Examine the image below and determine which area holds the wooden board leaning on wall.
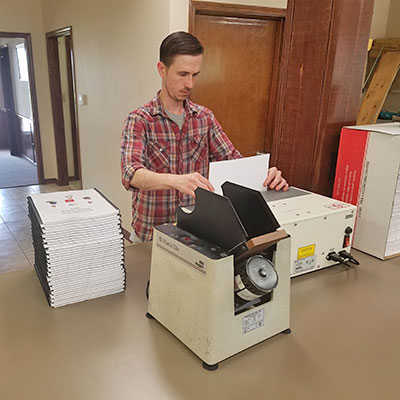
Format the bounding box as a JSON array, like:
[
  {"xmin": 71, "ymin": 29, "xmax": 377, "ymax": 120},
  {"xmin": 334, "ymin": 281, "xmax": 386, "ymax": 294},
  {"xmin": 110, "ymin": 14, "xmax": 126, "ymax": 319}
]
[{"xmin": 357, "ymin": 38, "xmax": 400, "ymax": 125}]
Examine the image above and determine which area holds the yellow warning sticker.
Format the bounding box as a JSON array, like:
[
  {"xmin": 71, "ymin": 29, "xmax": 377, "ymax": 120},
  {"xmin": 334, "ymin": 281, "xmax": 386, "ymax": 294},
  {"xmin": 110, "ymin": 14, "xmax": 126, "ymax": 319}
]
[{"xmin": 297, "ymin": 244, "xmax": 316, "ymax": 259}]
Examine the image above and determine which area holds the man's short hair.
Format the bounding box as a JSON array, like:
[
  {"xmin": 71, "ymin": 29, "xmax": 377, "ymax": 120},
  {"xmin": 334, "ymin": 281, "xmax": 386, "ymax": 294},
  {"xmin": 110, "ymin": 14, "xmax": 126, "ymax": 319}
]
[{"xmin": 160, "ymin": 31, "xmax": 204, "ymax": 67}]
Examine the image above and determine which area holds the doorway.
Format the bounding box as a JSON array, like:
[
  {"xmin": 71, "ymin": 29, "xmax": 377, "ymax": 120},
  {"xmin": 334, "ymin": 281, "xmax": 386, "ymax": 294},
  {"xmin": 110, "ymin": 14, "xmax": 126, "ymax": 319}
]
[
  {"xmin": 46, "ymin": 26, "xmax": 81, "ymax": 186},
  {"xmin": 189, "ymin": 1, "xmax": 286, "ymax": 157},
  {"xmin": 0, "ymin": 32, "xmax": 43, "ymax": 188}
]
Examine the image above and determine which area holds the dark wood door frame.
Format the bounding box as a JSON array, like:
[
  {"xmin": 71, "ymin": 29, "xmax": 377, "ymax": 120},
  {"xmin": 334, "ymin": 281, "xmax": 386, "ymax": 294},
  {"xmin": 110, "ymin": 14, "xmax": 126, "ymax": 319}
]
[
  {"xmin": 188, "ymin": 0, "xmax": 294, "ymax": 163},
  {"xmin": 46, "ymin": 26, "xmax": 81, "ymax": 186},
  {"xmin": 64, "ymin": 35, "xmax": 80, "ymax": 181},
  {"xmin": 0, "ymin": 31, "xmax": 45, "ymax": 183}
]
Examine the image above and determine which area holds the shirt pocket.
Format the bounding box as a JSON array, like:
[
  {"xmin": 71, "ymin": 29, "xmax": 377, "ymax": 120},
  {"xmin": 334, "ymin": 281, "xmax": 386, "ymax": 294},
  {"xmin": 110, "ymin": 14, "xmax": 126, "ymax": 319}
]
[
  {"xmin": 189, "ymin": 131, "xmax": 208, "ymax": 164},
  {"xmin": 146, "ymin": 139, "xmax": 170, "ymax": 172}
]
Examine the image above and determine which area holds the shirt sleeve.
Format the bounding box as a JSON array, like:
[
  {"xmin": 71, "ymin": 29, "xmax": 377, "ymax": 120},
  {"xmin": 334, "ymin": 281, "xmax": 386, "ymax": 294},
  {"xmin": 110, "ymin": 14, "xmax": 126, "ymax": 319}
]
[
  {"xmin": 207, "ymin": 112, "xmax": 243, "ymax": 161},
  {"xmin": 120, "ymin": 113, "xmax": 147, "ymax": 191}
]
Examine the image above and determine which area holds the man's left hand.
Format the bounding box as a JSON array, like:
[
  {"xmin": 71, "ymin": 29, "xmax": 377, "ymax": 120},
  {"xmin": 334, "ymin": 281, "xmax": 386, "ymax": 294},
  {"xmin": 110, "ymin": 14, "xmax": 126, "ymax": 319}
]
[{"xmin": 263, "ymin": 167, "xmax": 289, "ymax": 191}]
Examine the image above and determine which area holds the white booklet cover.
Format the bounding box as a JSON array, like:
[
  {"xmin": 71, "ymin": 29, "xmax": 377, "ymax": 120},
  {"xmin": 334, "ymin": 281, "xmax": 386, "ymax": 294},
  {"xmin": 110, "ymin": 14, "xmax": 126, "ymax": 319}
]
[
  {"xmin": 209, "ymin": 154, "xmax": 270, "ymax": 195},
  {"xmin": 30, "ymin": 189, "xmax": 118, "ymax": 224}
]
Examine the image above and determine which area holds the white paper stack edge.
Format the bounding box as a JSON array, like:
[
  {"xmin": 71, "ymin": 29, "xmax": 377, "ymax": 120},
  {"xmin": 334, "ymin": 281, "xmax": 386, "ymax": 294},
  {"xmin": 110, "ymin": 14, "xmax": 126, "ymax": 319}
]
[
  {"xmin": 386, "ymin": 170, "xmax": 400, "ymax": 257},
  {"xmin": 28, "ymin": 188, "xmax": 126, "ymax": 307}
]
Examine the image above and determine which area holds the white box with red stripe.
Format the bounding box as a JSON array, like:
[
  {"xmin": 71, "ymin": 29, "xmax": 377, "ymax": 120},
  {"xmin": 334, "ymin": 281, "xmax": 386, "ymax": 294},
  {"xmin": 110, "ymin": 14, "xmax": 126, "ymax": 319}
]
[{"xmin": 333, "ymin": 122, "xmax": 400, "ymax": 259}]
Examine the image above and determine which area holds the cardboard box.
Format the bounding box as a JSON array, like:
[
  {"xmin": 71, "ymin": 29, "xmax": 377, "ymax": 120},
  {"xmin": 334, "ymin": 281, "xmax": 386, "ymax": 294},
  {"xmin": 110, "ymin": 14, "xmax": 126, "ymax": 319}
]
[{"xmin": 333, "ymin": 122, "xmax": 400, "ymax": 259}]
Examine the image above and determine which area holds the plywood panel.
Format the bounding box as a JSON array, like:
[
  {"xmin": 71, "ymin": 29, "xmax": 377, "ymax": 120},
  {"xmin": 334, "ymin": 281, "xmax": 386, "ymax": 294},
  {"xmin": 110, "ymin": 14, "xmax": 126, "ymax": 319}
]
[{"xmin": 357, "ymin": 51, "xmax": 400, "ymax": 125}]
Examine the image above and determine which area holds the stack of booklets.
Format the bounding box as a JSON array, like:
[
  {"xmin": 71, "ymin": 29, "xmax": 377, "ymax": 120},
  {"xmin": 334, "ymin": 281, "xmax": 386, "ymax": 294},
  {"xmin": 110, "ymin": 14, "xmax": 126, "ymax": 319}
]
[{"xmin": 28, "ymin": 188, "xmax": 126, "ymax": 308}]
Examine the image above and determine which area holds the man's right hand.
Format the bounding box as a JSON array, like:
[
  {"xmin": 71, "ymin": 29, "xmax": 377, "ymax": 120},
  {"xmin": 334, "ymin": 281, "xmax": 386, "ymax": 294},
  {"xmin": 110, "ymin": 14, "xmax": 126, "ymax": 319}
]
[
  {"xmin": 171, "ymin": 172, "xmax": 214, "ymax": 198},
  {"xmin": 131, "ymin": 169, "xmax": 214, "ymax": 197}
]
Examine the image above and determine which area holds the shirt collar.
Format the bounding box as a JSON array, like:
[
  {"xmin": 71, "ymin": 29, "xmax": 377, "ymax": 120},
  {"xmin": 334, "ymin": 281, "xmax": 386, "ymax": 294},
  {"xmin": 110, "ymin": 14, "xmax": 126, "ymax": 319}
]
[{"xmin": 149, "ymin": 91, "xmax": 198, "ymax": 117}]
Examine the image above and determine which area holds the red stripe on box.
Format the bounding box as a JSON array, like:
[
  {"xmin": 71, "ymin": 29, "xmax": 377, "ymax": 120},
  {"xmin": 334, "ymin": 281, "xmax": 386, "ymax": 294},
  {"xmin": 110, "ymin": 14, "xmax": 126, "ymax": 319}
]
[{"xmin": 333, "ymin": 128, "xmax": 369, "ymax": 205}]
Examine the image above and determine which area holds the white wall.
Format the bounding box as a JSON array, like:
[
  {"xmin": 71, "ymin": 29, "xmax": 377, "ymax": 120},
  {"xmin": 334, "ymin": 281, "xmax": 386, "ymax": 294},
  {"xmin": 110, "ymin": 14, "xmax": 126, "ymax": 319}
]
[
  {"xmin": 170, "ymin": 0, "xmax": 190, "ymax": 32},
  {"xmin": 369, "ymin": 0, "xmax": 400, "ymax": 39},
  {"xmin": 369, "ymin": 0, "xmax": 391, "ymax": 38},
  {"xmin": 386, "ymin": 0, "xmax": 400, "ymax": 38},
  {"xmin": 40, "ymin": 0, "xmax": 171, "ymax": 230},
  {"xmin": 0, "ymin": 0, "xmax": 57, "ymax": 179}
]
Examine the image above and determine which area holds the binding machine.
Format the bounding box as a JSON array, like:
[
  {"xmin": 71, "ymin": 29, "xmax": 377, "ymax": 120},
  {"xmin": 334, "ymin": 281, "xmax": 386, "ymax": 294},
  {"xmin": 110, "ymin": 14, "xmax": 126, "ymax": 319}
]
[{"xmin": 146, "ymin": 182, "xmax": 291, "ymax": 370}]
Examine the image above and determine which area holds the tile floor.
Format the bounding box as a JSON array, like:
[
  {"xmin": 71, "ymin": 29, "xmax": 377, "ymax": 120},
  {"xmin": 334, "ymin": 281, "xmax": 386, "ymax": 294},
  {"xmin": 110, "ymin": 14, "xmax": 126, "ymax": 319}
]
[{"xmin": 0, "ymin": 181, "xmax": 81, "ymax": 274}]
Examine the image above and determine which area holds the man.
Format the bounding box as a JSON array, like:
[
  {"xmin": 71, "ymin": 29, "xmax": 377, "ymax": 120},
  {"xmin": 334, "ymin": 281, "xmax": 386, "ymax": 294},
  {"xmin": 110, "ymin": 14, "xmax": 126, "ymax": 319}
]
[{"xmin": 121, "ymin": 31, "xmax": 288, "ymax": 243}]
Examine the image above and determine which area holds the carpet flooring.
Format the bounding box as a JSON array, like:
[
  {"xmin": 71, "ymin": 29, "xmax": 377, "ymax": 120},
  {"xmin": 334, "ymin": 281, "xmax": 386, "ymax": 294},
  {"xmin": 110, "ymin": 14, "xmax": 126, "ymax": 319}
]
[{"xmin": 0, "ymin": 149, "xmax": 39, "ymax": 188}]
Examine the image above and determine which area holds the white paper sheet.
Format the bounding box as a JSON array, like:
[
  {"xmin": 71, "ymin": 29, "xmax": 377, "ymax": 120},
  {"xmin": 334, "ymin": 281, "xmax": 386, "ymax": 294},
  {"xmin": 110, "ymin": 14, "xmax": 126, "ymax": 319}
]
[{"xmin": 209, "ymin": 154, "xmax": 270, "ymax": 195}]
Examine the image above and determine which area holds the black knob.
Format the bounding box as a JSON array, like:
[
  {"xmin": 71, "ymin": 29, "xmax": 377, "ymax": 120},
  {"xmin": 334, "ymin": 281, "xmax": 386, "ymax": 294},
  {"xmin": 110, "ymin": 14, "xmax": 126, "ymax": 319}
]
[{"xmin": 345, "ymin": 226, "xmax": 353, "ymax": 234}]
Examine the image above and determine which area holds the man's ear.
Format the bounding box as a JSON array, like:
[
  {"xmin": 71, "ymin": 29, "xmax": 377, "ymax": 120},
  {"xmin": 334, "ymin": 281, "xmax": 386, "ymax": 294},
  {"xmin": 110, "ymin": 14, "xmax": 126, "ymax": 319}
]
[{"xmin": 157, "ymin": 62, "xmax": 167, "ymax": 78}]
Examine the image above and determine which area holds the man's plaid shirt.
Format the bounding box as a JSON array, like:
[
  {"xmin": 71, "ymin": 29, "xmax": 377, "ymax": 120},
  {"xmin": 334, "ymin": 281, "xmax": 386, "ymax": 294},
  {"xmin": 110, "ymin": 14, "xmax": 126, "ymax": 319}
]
[{"xmin": 120, "ymin": 92, "xmax": 242, "ymax": 241}]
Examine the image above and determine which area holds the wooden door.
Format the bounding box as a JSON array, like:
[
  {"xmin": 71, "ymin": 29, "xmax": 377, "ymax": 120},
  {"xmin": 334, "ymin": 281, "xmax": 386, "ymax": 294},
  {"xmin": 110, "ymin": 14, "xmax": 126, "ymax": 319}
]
[
  {"xmin": 190, "ymin": 3, "xmax": 284, "ymax": 157},
  {"xmin": 17, "ymin": 115, "xmax": 35, "ymax": 162},
  {"xmin": 0, "ymin": 46, "xmax": 20, "ymax": 156}
]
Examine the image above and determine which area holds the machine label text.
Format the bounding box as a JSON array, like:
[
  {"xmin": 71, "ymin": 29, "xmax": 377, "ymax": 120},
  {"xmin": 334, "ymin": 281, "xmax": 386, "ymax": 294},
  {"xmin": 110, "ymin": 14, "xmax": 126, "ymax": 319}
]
[
  {"xmin": 297, "ymin": 244, "xmax": 315, "ymax": 259},
  {"xmin": 243, "ymin": 309, "xmax": 264, "ymax": 334}
]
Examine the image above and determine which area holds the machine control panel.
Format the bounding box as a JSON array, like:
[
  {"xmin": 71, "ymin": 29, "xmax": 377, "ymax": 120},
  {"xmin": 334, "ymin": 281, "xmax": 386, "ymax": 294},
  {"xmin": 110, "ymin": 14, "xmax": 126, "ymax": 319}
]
[{"xmin": 156, "ymin": 224, "xmax": 228, "ymax": 259}]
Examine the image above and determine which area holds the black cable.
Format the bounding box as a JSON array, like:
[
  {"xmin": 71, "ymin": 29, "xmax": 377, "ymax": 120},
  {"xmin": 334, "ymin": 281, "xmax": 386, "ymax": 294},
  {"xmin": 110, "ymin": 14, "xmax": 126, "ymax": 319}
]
[
  {"xmin": 339, "ymin": 250, "xmax": 360, "ymax": 265},
  {"xmin": 326, "ymin": 252, "xmax": 345, "ymax": 264}
]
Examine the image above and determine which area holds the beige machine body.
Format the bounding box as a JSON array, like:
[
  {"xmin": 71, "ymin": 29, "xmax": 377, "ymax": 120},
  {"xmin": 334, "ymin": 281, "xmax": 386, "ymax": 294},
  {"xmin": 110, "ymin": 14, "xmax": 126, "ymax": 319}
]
[{"xmin": 147, "ymin": 225, "xmax": 291, "ymax": 367}]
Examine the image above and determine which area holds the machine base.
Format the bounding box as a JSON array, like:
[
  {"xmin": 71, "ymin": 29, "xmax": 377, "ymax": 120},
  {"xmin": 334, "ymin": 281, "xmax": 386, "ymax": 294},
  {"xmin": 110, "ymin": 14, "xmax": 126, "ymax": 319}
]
[{"xmin": 202, "ymin": 362, "xmax": 219, "ymax": 371}]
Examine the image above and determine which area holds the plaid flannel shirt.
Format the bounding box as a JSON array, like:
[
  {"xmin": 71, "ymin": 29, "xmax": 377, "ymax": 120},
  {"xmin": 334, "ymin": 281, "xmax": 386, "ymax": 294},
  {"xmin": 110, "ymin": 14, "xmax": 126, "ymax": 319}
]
[{"xmin": 121, "ymin": 92, "xmax": 242, "ymax": 241}]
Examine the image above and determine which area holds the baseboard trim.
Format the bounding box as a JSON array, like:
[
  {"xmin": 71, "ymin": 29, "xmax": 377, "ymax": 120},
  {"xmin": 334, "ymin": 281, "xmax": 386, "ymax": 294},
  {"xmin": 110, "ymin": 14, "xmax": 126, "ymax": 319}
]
[
  {"xmin": 43, "ymin": 178, "xmax": 59, "ymax": 184},
  {"xmin": 22, "ymin": 154, "xmax": 37, "ymax": 166}
]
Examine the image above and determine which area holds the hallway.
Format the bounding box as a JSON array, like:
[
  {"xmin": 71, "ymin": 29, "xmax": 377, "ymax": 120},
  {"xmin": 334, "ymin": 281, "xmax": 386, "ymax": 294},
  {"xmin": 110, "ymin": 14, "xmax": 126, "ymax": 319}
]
[
  {"xmin": 0, "ymin": 149, "xmax": 38, "ymax": 188},
  {"xmin": 0, "ymin": 181, "xmax": 80, "ymax": 273}
]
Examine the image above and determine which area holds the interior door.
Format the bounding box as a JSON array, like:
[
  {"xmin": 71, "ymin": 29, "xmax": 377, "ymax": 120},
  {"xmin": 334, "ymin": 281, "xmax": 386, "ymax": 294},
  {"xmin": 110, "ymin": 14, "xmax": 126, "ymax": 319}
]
[
  {"xmin": 0, "ymin": 65, "xmax": 10, "ymax": 149},
  {"xmin": 0, "ymin": 46, "xmax": 20, "ymax": 156},
  {"xmin": 18, "ymin": 115, "xmax": 36, "ymax": 162},
  {"xmin": 190, "ymin": 10, "xmax": 283, "ymax": 157}
]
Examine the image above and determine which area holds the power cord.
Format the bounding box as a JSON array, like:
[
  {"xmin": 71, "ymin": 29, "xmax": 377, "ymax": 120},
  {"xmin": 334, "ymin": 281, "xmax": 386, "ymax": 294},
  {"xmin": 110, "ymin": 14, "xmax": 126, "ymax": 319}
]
[
  {"xmin": 326, "ymin": 251, "xmax": 360, "ymax": 268},
  {"xmin": 338, "ymin": 250, "xmax": 360, "ymax": 265}
]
